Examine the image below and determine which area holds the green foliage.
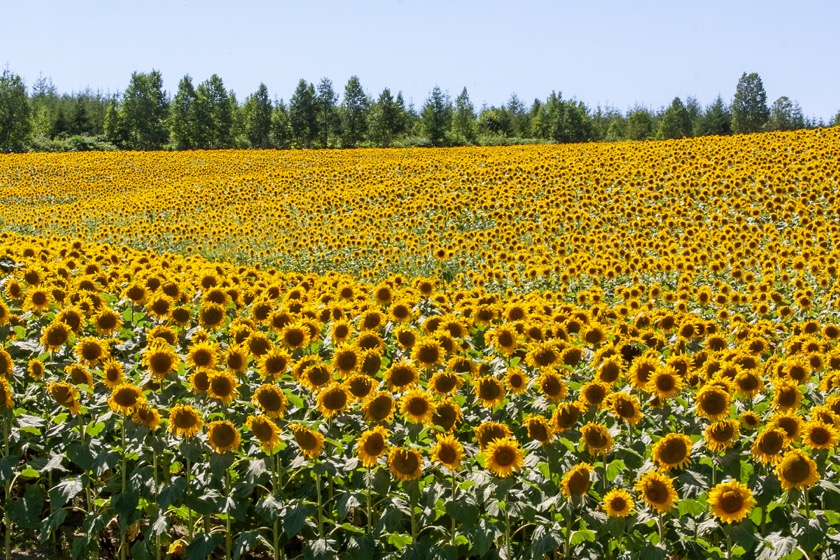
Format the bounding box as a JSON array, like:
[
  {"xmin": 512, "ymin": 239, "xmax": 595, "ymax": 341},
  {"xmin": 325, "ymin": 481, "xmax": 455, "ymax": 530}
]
[
  {"xmin": 420, "ymin": 86, "xmax": 452, "ymax": 146},
  {"xmin": 532, "ymin": 91, "xmax": 593, "ymax": 143},
  {"xmin": 767, "ymin": 96, "xmax": 804, "ymax": 131},
  {"xmin": 169, "ymin": 75, "xmax": 198, "ymax": 150},
  {"xmin": 451, "ymin": 87, "xmax": 477, "ymax": 145},
  {"xmin": 625, "ymin": 106, "xmax": 656, "ymax": 140},
  {"xmin": 658, "ymin": 97, "xmax": 693, "ymax": 139},
  {"xmin": 120, "ymin": 70, "xmax": 169, "ymax": 150},
  {"xmin": 243, "ymin": 83, "xmax": 273, "ymax": 149},
  {"xmin": 732, "ymin": 72, "xmax": 769, "ymax": 134},
  {"xmin": 696, "ymin": 95, "xmax": 732, "ymax": 136},
  {"xmin": 194, "ymin": 74, "xmax": 233, "ymax": 149},
  {"xmin": 367, "ymin": 88, "xmax": 406, "ymax": 148},
  {"xmin": 340, "ymin": 76, "xmax": 369, "ymax": 148},
  {"xmin": 290, "ymin": 79, "xmax": 318, "ymax": 149},
  {"xmin": 0, "ymin": 69, "xmax": 32, "ymax": 152},
  {"xmin": 316, "ymin": 78, "xmax": 340, "ymax": 148}
]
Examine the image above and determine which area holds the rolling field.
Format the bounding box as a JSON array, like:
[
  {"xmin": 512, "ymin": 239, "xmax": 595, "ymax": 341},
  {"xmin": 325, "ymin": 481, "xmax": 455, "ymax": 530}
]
[{"xmin": 0, "ymin": 128, "xmax": 839, "ymax": 559}]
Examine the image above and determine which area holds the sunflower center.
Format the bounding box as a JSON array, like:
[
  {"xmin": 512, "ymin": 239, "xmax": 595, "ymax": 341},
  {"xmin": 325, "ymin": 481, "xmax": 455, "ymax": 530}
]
[
  {"xmin": 710, "ymin": 423, "xmax": 734, "ymax": 442},
  {"xmin": 201, "ymin": 306, "xmax": 224, "ymax": 326},
  {"xmin": 584, "ymin": 384, "xmax": 606, "ymax": 404},
  {"xmin": 336, "ymin": 351, "xmax": 358, "ymax": 371},
  {"xmin": 258, "ymin": 389, "xmax": 284, "ymax": 412},
  {"xmin": 809, "ymin": 427, "xmax": 829, "ymax": 445},
  {"xmin": 700, "ymin": 391, "xmax": 727, "ymax": 416},
  {"xmin": 567, "ymin": 469, "xmax": 590, "ymax": 495},
  {"xmin": 306, "ymin": 366, "xmax": 330, "ymax": 387},
  {"xmin": 251, "ymin": 420, "xmax": 274, "ymax": 442},
  {"xmin": 323, "ymin": 389, "xmax": 348, "ymax": 411},
  {"xmin": 585, "ymin": 429, "xmax": 609, "ymax": 449},
  {"xmin": 555, "ymin": 406, "xmax": 580, "ymax": 429},
  {"xmin": 149, "ymin": 353, "xmax": 173, "ymax": 374},
  {"xmin": 479, "ymin": 427, "xmax": 507, "ymax": 449},
  {"xmin": 434, "ymin": 373, "xmax": 458, "ymax": 393},
  {"xmin": 367, "ymin": 396, "xmax": 393, "ymax": 421},
  {"xmin": 416, "ymin": 345, "xmax": 440, "ymax": 365},
  {"xmin": 211, "ymin": 377, "xmax": 234, "ymax": 397},
  {"xmin": 437, "ymin": 444, "xmax": 457, "ymax": 464},
  {"xmin": 174, "ymin": 410, "xmax": 198, "ymax": 429},
  {"xmin": 493, "ymin": 447, "xmax": 515, "ymax": 467},
  {"xmin": 719, "ymin": 490, "xmax": 745, "ymax": 513},
  {"xmin": 600, "ymin": 362, "xmax": 620, "ymax": 383},
  {"xmin": 406, "ymin": 397, "xmax": 429, "ymax": 416},
  {"xmin": 542, "ymin": 376, "xmax": 563, "ymax": 397},
  {"xmin": 47, "ymin": 328, "xmax": 69, "ymax": 346},
  {"xmin": 394, "ymin": 451, "xmax": 419, "ymax": 474},
  {"xmin": 497, "ymin": 331, "xmax": 514, "ymax": 348},
  {"xmin": 295, "ymin": 429, "xmax": 318, "ymax": 450},
  {"xmin": 656, "ymin": 375, "xmax": 676, "ymax": 392},
  {"xmin": 212, "ymin": 425, "xmax": 236, "ymax": 447},
  {"xmin": 645, "ymin": 480, "xmax": 668, "ymax": 504},
  {"xmin": 614, "ymin": 399, "xmax": 636, "ymax": 419},
  {"xmin": 529, "ymin": 423, "xmax": 549, "ymax": 442},
  {"xmin": 285, "ymin": 329, "xmax": 305, "ymax": 347},
  {"xmin": 534, "ymin": 349, "xmax": 556, "ymax": 367},
  {"xmin": 758, "ymin": 431, "xmax": 785, "ymax": 455},
  {"xmin": 363, "ymin": 434, "xmax": 385, "ymax": 456},
  {"xmin": 610, "ymin": 497, "xmax": 628, "ymax": 512},
  {"xmin": 192, "ymin": 350, "xmax": 213, "ymax": 367},
  {"xmin": 777, "ymin": 388, "xmax": 797, "ymax": 407},
  {"xmin": 390, "ymin": 366, "xmax": 416, "ymax": 387},
  {"xmin": 114, "ymin": 388, "xmax": 139, "ymax": 407},
  {"xmin": 479, "ymin": 379, "xmax": 502, "ymax": 401},
  {"xmin": 433, "ymin": 406, "xmax": 457, "ymax": 430}
]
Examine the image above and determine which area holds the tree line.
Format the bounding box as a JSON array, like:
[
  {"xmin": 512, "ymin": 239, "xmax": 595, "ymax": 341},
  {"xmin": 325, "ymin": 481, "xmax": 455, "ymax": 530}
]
[{"xmin": 1, "ymin": 69, "xmax": 838, "ymax": 153}]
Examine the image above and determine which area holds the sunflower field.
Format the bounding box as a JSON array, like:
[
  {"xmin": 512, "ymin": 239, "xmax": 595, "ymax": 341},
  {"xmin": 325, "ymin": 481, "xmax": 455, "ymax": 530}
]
[{"xmin": 0, "ymin": 128, "xmax": 839, "ymax": 559}]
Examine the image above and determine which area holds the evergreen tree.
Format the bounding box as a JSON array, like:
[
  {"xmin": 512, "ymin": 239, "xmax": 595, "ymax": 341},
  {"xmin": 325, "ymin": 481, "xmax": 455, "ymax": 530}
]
[
  {"xmin": 451, "ymin": 87, "xmax": 477, "ymax": 144},
  {"xmin": 506, "ymin": 94, "xmax": 529, "ymax": 137},
  {"xmin": 103, "ymin": 98, "xmax": 128, "ymax": 147},
  {"xmin": 420, "ymin": 86, "xmax": 452, "ymax": 146},
  {"xmin": 195, "ymin": 74, "xmax": 233, "ymax": 149},
  {"xmin": 170, "ymin": 75, "xmax": 197, "ymax": 149},
  {"xmin": 289, "ymin": 79, "xmax": 318, "ymax": 148},
  {"xmin": 0, "ymin": 69, "xmax": 32, "ymax": 152},
  {"xmin": 70, "ymin": 95, "xmax": 91, "ymax": 135},
  {"xmin": 731, "ymin": 72, "xmax": 769, "ymax": 134},
  {"xmin": 316, "ymin": 78, "xmax": 339, "ymax": 148},
  {"xmin": 270, "ymin": 99, "xmax": 292, "ymax": 149},
  {"xmin": 625, "ymin": 107, "xmax": 655, "ymax": 140},
  {"xmin": 368, "ymin": 87, "xmax": 403, "ymax": 147},
  {"xmin": 243, "ymin": 83, "xmax": 273, "ymax": 148},
  {"xmin": 532, "ymin": 92, "xmax": 592, "ymax": 143},
  {"xmin": 657, "ymin": 97, "xmax": 693, "ymax": 139},
  {"xmin": 831, "ymin": 110, "xmax": 840, "ymax": 127},
  {"xmin": 340, "ymin": 76, "xmax": 369, "ymax": 147},
  {"xmin": 696, "ymin": 95, "xmax": 732, "ymax": 136}
]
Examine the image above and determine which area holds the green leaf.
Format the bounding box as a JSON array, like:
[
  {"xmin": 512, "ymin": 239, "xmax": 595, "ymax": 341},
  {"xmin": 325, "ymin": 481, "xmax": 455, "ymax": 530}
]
[
  {"xmin": 606, "ymin": 459, "xmax": 626, "ymax": 482},
  {"xmin": 336, "ymin": 491, "xmax": 361, "ymax": 521},
  {"xmin": 67, "ymin": 443, "xmax": 94, "ymax": 471},
  {"xmin": 93, "ymin": 450, "xmax": 121, "ymax": 477},
  {"xmin": 0, "ymin": 454, "xmax": 19, "ymax": 482},
  {"xmin": 256, "ymin": 494, "xmax": 284, "ymax": 523},
  {"xmin": 158, "ymin": 476, "xmax": 187, "ymax": 509},
  {"xmin": 678, "ymin": 498, "xmax": 706, "ymax": 517},
  {"xmin": 756, "ymin": 533, "xmax": 798, "ymax": 560},
  {"xmin": 8, "ymin": 482, "xmax": 46, "ymax": 530},
  {"xmin": 50, "ymin": 476, "xmax": 83, "ymax": 509},
  {"xmin": 571, "ymin": 528, "xmax": 597, "ymax": 546},
  {"xmin": 284, "ymin": 502, "xmax": 315, "ymax": 538},
  {"xmin": 185, "ymin": 533, "xmax": 222, "ymax": 560},
  {"xmin": 40, "ymin": 453, "xmax": 66, "ymax": 474},
  {"xmin": 19, "ymin": 465, "xmax": 40, "ymax": 479},
  {"xmin": 130, "ymin": 539, "xmax": 151, "ymax": 560},
  {"xmin": 111, "ymin": 491, "xmax": 139, "ymax": 533},
  {"xmin": 232, "ymin": 530, "xmax": 261, "ymax": 560},
  {"xmin": 39, "ymin": 509, "xmax": 67, "ymax": 543},
  {"xmin": 72, "ymin": 536, "xmax": 94, "ymax": 560},
  {"xmin": 244, "ymin": 458, "xmax": 267, "ymax": 485},
  {"xmin": 387, "ymin": 533, "xmax": 413, "ymax": 549}
]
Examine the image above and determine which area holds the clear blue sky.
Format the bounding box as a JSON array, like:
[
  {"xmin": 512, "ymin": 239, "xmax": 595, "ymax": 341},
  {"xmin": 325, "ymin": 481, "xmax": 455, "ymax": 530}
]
[{"xmin": 3, "ymin": 1, "xmax": 839, "ymax": 120}]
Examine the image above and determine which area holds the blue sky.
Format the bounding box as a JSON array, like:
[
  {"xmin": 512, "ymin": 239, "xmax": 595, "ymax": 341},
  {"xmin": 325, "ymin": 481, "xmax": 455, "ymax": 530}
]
[{"xmin": 3, "ymin": 1, "xmax": 839, "ymax": 120}]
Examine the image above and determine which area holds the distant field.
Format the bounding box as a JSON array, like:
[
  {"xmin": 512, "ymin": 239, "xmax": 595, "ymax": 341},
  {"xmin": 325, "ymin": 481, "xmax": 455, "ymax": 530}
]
[{"xmin": 0, "ymin": 129, "xmax": 839, "ymax": 559}]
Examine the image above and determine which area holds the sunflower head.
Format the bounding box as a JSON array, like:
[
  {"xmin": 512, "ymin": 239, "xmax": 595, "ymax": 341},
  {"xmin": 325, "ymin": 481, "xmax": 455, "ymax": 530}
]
[
  {"xmin": 400, "ymin": 388, "xmax": 434, "ymax": 425},
  {"xmin": 485, "ymin": 436, "xmax": 524, "ymax": 478},
  {"xmin": 252, "ymin": 384, "xmax": 287, "ymax": 419},
  {"xmin": 132, "ymin": 405, "xmax": 161, "ymax": 431},
  {"xmin": 751, "ymin": 428, "xmax": 788, "ymax": 464},
  {"xmin": 290, "ymin": 423, "xmax": 324, "ymax": 459},
  {"xmin": 431, "ymin": 433, "xmax": 464, "ymax": 471},
  {"xmin": 552, "ymin": 401, "xmax": 582, "ymax": 432},
  {"xmin": 385, "ymin": 359, "xmax": 420, "ymax": 391},
  {"xmin": 652, "ymin": 433, "xmax": 693, "ymax": 471},
  {"xmin": 801, "ymin": 419, "xmax": 839, "ymax": 450},
  {"xmin": 708, "ymin": 479, "xmax": 755, "ymax": 524},
  {"xmin": 776, "ymin": 449, "xmax": 820, "ymax": 491},
  {"xmin": 581, "ymin": 422, "xmax": 613, "ymax": 455},
  {"xmin": 207, "ymin": 420, "xmax": 240, "ymax": 454},
  {"xmin": 432, "ymin": 400, "xmax": 462, "ymax": 432},
  {"xmin": 388, "ymin": 447, "xmax": 423, "ymax": 481},
  {"xmin": 561, "ymin": 463, "xmax": 594, "ymax": 498},
  {"xmin": 363, "ymin": 392, "xmax": 396, "ymax": 423},
  {"xmin": 476, "ymin": 421, "xmax": 512, "ymax": 451},
  {"xmin": 317, "ymin": 382, "xmax": 351, "ymax": 418},
  {"xmin": 357, "ymin": 426, "xmax": 389, "ymax": 467},
  {"xmin": 602, "ymin": 488, "xmax": 635, "ymax": 517},
  {"xmin": 0, "ymin": 378, "xmax": 13, "ymax": 408},
  {"xmin": 108, "ymin": 383, "xmax": 145, "ymax": 415},
  {"xmin": 207, "ymin": 371, "xmax": 239, "ymax": 404},
  {"xmin": 704, "ymin": 419, "xmax": 740, "ymax": 453},
  {"xmin": 695, "ymin": 385, "xmax": 731, "ymax": 420},
  {"xmin": 635, "ymin": 469, "xmax": 678, "ymax": 513},
  {"xmin": 246, "ymin": 415, "xmax": 281, "ymax": 451},
  {"xmin": 524, "ymin": 415, "xmax": 554, "ymax": 445},
  {"xmin": 168, "ymin": 404, "xmax": 203, "ymax": 438},
  {"xmin": 475, "ymin": 376, "xmax": 506, "ymax": 408}
]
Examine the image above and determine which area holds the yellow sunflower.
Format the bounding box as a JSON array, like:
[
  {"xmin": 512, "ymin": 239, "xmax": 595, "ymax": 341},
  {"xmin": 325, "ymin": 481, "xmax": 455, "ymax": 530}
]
[
  {"xmin": 504, "ymin": 367, "xmax": 529, "ymax": 395},
  {"xmin": 388, "ymin": 447, "xmax": 423, "ymax": 481},
  {"xmin": 647, "ymin": 366, "xmax": 683, "ymax": 401},
  {"xmin": 431, "ymin": 433, "xmax": 464, "ymax": 471},
  {"xmin": 652, "ymin": 433, "xmax": 693, "ymax": 471},
  {"xmin": 524, "ymin": 415, "xmax": 554, "ymax": 445},
  {"xmin": 48, "ymin": 381, "xmax": 81, "ymax": 414},
  {"xmin": 252, "ymin": 384, "xmax": 287, "ymax": 419},
  {"xmin": 776, "ymin": 449, "xmax": 820, "ymax": 491},
  {"xmin": 290, "ymin": 423, "xmax": 324, "ymax": 459},
  {"xmin": 143, "ymin": 342, "xmax": 180, "ymax": 379},
  {"xmin": 552, "ymin": 401, "xmax": 582, "ymax": 433},
  {"xmin": 0, "ymin": 378, "xmax": 13, "ymax": 409},
  {"xmin": 27, "ymin": 358, "xmax": 45, "ymax": 381},
  {"xmin": 357, "ymin": 426, "xmax": 390, "ymax": 467},
  {"xmin": 73, "ymin": 336, "xmax": 109, "ymax": 366},
  {"xmin": 476, "ymin": 421, "xmax": 512, "ymax": 451},
  {"xmin": 635, "ymin": 470, "xmax": 678, "ymax": 513},
  {"xmin": 537, "ymin": 370, "xmax": 567, "ymax": 402},
  {"xmin": 432, "ymin": 400, "xmax": 462, "ymax": 432},
  {"xmin": 485, "ymin": 436, "xmax": 524, "ymax": 478},
  {"xmin": 474, "ymin": 376, "xmax": 506, "ymax": 408},
  {"xmin": 207, "ymin": 370, "xmax": 239, "ymax": 404},
  {"xmin": 40, "ymin": 321, "xmax": 71, "ymax": 351},
  {"xmin": 133, "ymin": 405, "xmax": 161, "ymax": 431},
  {"xmin": 607, "ymin": 392, "xmax": 643, "ymax": 425},
  {"xmin": 704, "ymin": 420, "xmax": 740, "ymax": 453},
  {"xmin": 580, "ymin": 422, "xmax": 613, "ymax": 454},
  {"xmin": 317, "ymin": 382, "xmax": 351, "ymax": 418},
  {"xmin": 602, "ymin": 488, "xmax": 635, "ymax": 517},
  {"xmin": 751, "ymin": 428, "xmax": 788, "ymax": 464},
  {"xmin": 561, "ymin": 463, "xmax": 594, "ymax": 498},
  {"xmin": 384, "ymin": 359, "xmax": 420, "ymax": 391},
  {"xmin": 708, "ymin": 480, "xmax": 755, "ymax": 524},
  {"xmin": 187, "ymin": 340, "xmax": 219, "ymax": 370},
  {"xmin": 362, "ymin": 392, "xmax": 396, "ymax": 423},
  {"xmin": 801, "ymin": 420, "xmax": 839, "ymax": 451},
  {"xmin": 400, "ymin": 388, "xmax": 434, "ymax": 425},
  {"xmin": 694, "ymin": 385, "xmax": 731, "ymax": 420},
  {"xmin": 411, "ymin": 337, "xmax": 444, "ymax": 370},
  {"xmin": 207, "ymin": 420, "xmax": 241, "ymax": 454},
  {"xmin": 258, "ymin": 348, "xmax": 292, "ymax": 381},
  {"xmin": 168, "ymin": 404, "xmax": 203, "ymax": 438},
  {"xmin": 429, "ymin": 371, "xmax": 462, "ymax": 396},
  {"xmin": 246, "ymin": 415, "xmax": 281, "ymax": 451},
  {"xmin": 108, "ymin": 383, "xmax": 145, "ymax": 415}
]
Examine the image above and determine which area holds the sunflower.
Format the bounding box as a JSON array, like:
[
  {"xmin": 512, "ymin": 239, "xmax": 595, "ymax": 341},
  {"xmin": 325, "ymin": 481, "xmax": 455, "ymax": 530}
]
[
  {"xmin": 552, "ymin": 401, "xmax": 582, "ymax": 432},
  {"xmin": 694, "ymin": 385, "xmax": 731, "ymax": 420},
  {"xmin": 429, "ymin": 371, "xmax": 462, "ymax": 395},
  {"xmin": 647, "ymin": 366, "xmax": 683, "ymax": 401},
  {"xmin": 628, "ymin": 354, "xmax": 659, "ymax": 391},
  {"xmin": 317, "ymin": 382, "xmax": 351, "ymax": 418},
  {"xmin": 333, "ymin": 345, "xmax": 360, "ymax": 376},
  {"xmin": 751, "ymin": 428, "xmax": 788, "ymax": 464},
  {"xmin": 776, "ymin": 449, "xmax": 820, "ymax": 491},
  {"xmin": 581, "ymin": 422, "xmax": 613, "ymax": 454},
  {"xmin": 280, "ymin": 322, "xmax": 310, "ymax": 351},
  {"xmin": 739, "ymin": 410, "xmax": 761, "ymax": 431},
  {"xmin": 537, "ymin": 370, "xmax": 567, "ymax": 402},
  {"xmin": 189, "ymin": 368, "xmax": 211, "ymax": 395},
  {"xmin": 27, "ymin": 358, "xmax": 45, "ymax": 381},
  {"xmin": 207, "ymin": 421, "xmax": 240, "ymax": 454},
  {"xmin": 524, "ymin": 415, "xmax": 554, "ymax": 444},
  {"xmin": 652, "ymin": 433, "xmax": 693, "ymax": 471},
  {"xmin": 108, "ymin": 383, "xmax": 145, "ymax": 415},
  {"xmin": 0, "ymin": 350, "xmax": 12, "ymax": 378},
  {"xmin": 257, "ymin": 348, "xmax": 291, "ymax": 381},
  {"xmin": 602, "ymin": 488, "xmax": 635, "ymax": 517},
  {"xmin": 769, "ymin": 412, "xmax": 803, "ymax": 441},
  {"xmin": 48, "ymin": 381, "xmax": 81, "ymax": 414},
  {"xmin": 635, "ymin": 470, "xmax": 678, "ymax": 513},
  {"xmin": 23, "ymin": 288, "xmax": 52, "ymax": 313},
  {"xmin": 801, "ymin": 419, "xmax": 839, "ymax": 450},
  {"xmin": 148, "ymin": 325, "xmax": 178, "ymax": 346},
  {"xmin": 486, "ymin": 325, "xmax": 519, "ymax": 356},
  {"xmin": 432, "ymin": 400, "xmax": 462, "ymax": 432},
  {"xmin": 198, "ymin": 302, "xmax": 226, "ymax": 330},
  {"xmin": 476, "ymin": 421, "xmax": 512, "ymax": 451},
  {"xmin": 298, "ymin": 361, "xmax": 332, "ymax": 392},
  {"xmin": 207, "ymin": 371, "xmax": 239, "ymax": 404},
  {"xmin": 40, "ymin": 321, "xmax": 71, "ymax": 351},
  {"xmin": 290, "ymin": 423, "xmax": 325, "ymax": 459},
  {"xmin": 525, "ymin": 341, "xmax": 559, "ymax": 370},
  {"xmin": 362, "ymin": 392, "xmax": 396, "ymax": 423},
  {"xmin": 771, "ymin": 380, "xmax": 802, "ymax": 412},
  {"xmin": 132, "ymin": 405, "xmax": 161, "ymax": 431},
  {"xmin": 607, "ymin": 392, "xmax": 643, "ymax": 425},
  {"xmin": 561, "ymin": 463, "xmax": 594, "ymax": 498},
  {"xmin": 0, "ymin": 378, "xmax": 12, "ymax": 408},
  {"xmin": 146, "ymin": 292, "xmax": 173, "ymax": 320},
  {"xmin": 168, "ymin": 404, "xmax": 203, "ymax": 438},
  {"xmin": 252, "ymin": 384, "xmax": 287, "ymax": 419},
  {"xmin": 73, "ymin": 336, "xmax": 109, "ymax": 367},
  {"xmin": 347, "ymin": 374, "xmax": 375, "ymax": 400},
  {"xmin": 385, "ymin": 359, "xmax": 420, "ymax": 391},
  {"xmin": 224, "ymin": 345, "xmax": 249, "ymax": 373},
  {"xmin": 411, "ymin": 337, "xmax": 444, "ymax": 370},
  {"xmin": 505, "ymin": 367, "xmax": 529, "ymax": 395},
  {"xmin": 389, "ymin": 447, "xmax": 423, "ymax": 481},
  {"xmin": 187, "ymin": 340, "xmax": 218, "ymax": 370},
  {"xmin": 143, "ymin": 342, "xmax": 180, "ymax": 378},
  {"xmin": 394, "ymin": 326, "xmax": 417, "ymax": 350},
  {"xmin": 580, "ymin": 381, "xmax": 610, "ymax": 408},
  {"xmin": 474, "ymin": 376, "xmax": 506, "ymax": 408},
  {"xmin": 246, "ymin": 415, "xmax": 281, "ymax": 451},
  {"xmin": 400, "ymin": 388, "xmax": 434, "ymax": 425},
  {"xmin": 704, "ymin": 420, "xmax": 740, "ymax": 453},
  {"xmin": 708, "ymin": 480, "xmax": 755, "ymax": 524},
  {"xmin": 357, "ymin": 426, "xmax": 389, "ymax": 467},
  {"xmin": 93, "ymin": 308, "xmax": 122, "ymax": 336},
  {"xmin": 733, "ymin": 368, "xmax": 763, "ymax": 399},
  {"xmin": 597, "ymin": 356, "xmax": 623, "ymax": 385},
  {"xmin": 431, "ymin": 433, "xmax": 464, "ymax": 470},
  {"xmin": 65, "ymin": 364, "xmax": 93, "ymax": 387},
  {"xmin": 485, "ymin": 436, "xmax": 524, "ymax": 478}
]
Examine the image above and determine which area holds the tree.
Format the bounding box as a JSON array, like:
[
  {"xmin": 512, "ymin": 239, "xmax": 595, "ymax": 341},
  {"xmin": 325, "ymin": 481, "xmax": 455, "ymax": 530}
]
[
  {"xmin": 194, "ymin": 74, "xmax": 233, "ymax": 149},
  {"xmin": 340, "ymin": 76, "xmax": 369, "ymax": 147},
  {"xmin": 170, "ymin": 75, "xmax": 197, "ymax": 149},
  {"xmin": 420, "ymin": 86, "xmax": 452, "ymax": 146},
  {"xmin": 532, "ymin": 91, "xmax": 593, "ymax": 143},
  {"xmin": 625, "ymin": 107, "xmax": 655, "ymax": 141},
  {"xmin": 507, "ymin": 94, "xmax": 530, "ymax": 137},
  {"xmin": 451, "ymin": 87, "xmax": 477, "ymax": 144},
  {"xmin": 0, "ymin": 69, "xmax": 32, "ymax": 152},
  {"xmin": 289, "ymin": 79, "xmax": 318, "ymax": 148},
  {"xmin": 657, "ymin": 97, "xmax": 693, "ymax": 139},
  {"xmin": 270, "ymin": 99, "xmax": 292, "ymax": 149},
  {"xmin": 69, "ymin": 95, "xmax": 92, "ymax": 135},
  {"xmin": 103, "ymin": 97, "xmax": 128, "ymax": 146},
  {"xmin": 120, "ymin": 70, "xmax": 169, "ymax": 150},
  {"xmin": 368, "ymin": 87, "xmax": 404, "ymax": 147},
  {"xmin": 696, "ymin": 95, "xmax": 732, "ymax": 136},
  {"xmin": 831, "ymin": 110, "xmax": 840, "ymax": 128},
  {"xmin": 242, "ymin": 83, "xmax": 273, "ymax": 149},
  {"xmin": 478, "ymin": 106, "xmax": 512, "ymax": 137},
  {"xmin": 768, "ymin": 96, "xmax": 804, "ymax": 131},
  {"xmin": 731, "ymin": 72, "xmax": 769, "ymax": 134},
  {"xmin": 316, "ymin": 78, "xmax": 339, "ymax": 148}
]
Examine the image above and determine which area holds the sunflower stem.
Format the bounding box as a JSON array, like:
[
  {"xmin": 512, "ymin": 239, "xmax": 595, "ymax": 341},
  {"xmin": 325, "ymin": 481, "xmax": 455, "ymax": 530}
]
[
  {"xmin": 315, "ymin": 466, "xmax": 324, "ymax": 540},
  {"xmin": 367, "ymin": 466, "xmax": 373, "ymax": 535},
  {"xmin": 657, "ymin": 511, "xmax": 664, "ymax": 543},
  {"xmin": 225, "ymin": 468, "xmax": 231, "ymax": 560},
  {"xmin": 3, "ymin": 409, "xmax": 11, "ymax": 560},
  {"xmin": 803, "ymin": 486, "xmax": 810, "ymax": 518},
  {"xmin": 186, "ymin": 457, "xmax": 194, "ymax": 542},
  {"xmin": 120, "ymin": 414, "xmax": 127, "ymax": 560},
  {"xmin": 564, "ymin": 500, "xmax": 573, "ymax": 557},
  {"xmin": 504, "ymin": 490, "xmax": 511, "ymax": 560},
  {"xmin": 450, "ymin": 471, "xmax": 457, "ymax": 548},
  {"xmin": 153, "ymin": 450, "xmax": 161, "ymax": 560},
  {"xmin": 725, "ymin": 528, "xmax": 733, "ymax": 559}
]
